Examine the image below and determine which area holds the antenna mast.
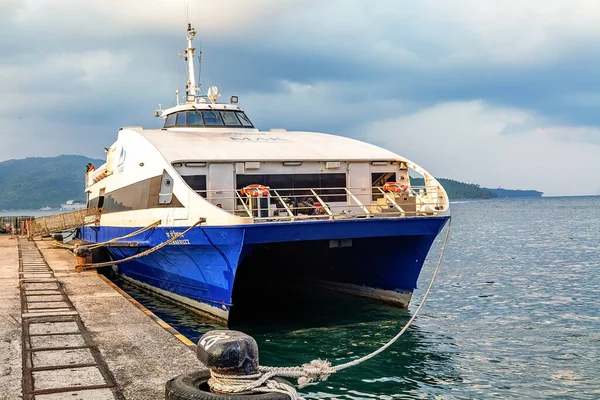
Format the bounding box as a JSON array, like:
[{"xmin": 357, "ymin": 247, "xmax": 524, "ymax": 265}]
[{"xmin": 184, "ymin": 23, "xmax": 198, "ymax": 104}]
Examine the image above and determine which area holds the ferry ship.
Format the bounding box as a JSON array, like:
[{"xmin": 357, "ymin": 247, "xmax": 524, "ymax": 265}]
[{"xmin": 80, "ymin": 24, "xmax": 450, "ymax": 324}]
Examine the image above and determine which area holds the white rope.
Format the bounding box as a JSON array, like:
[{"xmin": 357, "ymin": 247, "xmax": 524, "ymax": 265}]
[
  {"xmin": 77, "ymin": 220, "xmax": 204, "ymax": 270},
  {"xmin": 77, "ymin": 220, "xmax": 161, "ymax": 250},
  {"xmin": 208, "ymin": 218, "xmax": 452, "ymax": 399}
]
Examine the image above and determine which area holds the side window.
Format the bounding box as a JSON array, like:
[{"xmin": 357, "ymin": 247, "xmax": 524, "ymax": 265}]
[
  {"xmin": 188, "ymin": 110, "xmax": 204, "ymax": 126},
  {"xmin": 371, "ymin": 172, "xmax": 397, "ymax": 201},
  {"xmin": 202, "ymin": 111, "xmax": 224, "ymax": 126},
  {"xmin": 164, "ymin": 113, "xmax": 176, "ymax": 127},
  {"xmin": 236, "ymin": 112, "xmax": 254, "ymax": 127},
  {"xmin": 175, "ymin": 112, "xmax": 187, "ymax": 127},
  {"xmin": 182, "ymin": 175, "xmax": 207, "ymax": 198},
  {"xmin": 221, "ymin": 111, "xmax": 242, "ymax": 126}
]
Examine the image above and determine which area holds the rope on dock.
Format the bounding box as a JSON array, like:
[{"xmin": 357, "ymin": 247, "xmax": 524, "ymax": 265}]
[
  {"xmin": 77, "ymin": 220, "xmax": 161, "ymax": 250},
  {"xmin": 76, "ymin": 219, "xmax": 204, "ymax": 271},
  {"xmin": 208, "ymin": 218, "xmax": 453, "ymax": 400}
]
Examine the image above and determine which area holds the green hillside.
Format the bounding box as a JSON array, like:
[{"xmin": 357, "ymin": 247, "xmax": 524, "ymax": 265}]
[
  {"xmin": 0, "ymin": 155, "xmax": 104, "ymax": 210},
  {"xmin": 490, "ymin": 188, "xmax": 543, "ymax": 198},
  {"xmin": 411, "ymin": 177, "xmax": 496, "ymax": 199},
  {"xmin": 410, "ymin": 178, "xmax": 542, "ymax": 199}
]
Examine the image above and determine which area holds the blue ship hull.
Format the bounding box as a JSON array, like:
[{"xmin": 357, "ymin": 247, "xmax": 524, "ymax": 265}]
[{"xmin": 80, "ymin": 216, "xmax": 449, "ymax": 323}]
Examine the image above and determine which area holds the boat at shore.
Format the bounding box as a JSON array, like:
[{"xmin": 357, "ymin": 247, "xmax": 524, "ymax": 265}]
[
  {"xmin": 79, "ymin": 24, "xmax": 450, "ymax": 324},
  {"xmin": 60, "ymin": 200, "xmax": 86, "ymax": 211}
]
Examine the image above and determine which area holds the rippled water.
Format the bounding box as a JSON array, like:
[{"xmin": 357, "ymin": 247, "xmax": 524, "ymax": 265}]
[{"xmin": 115, "ymin": 197, "xmax": 600, "ymax": 399}]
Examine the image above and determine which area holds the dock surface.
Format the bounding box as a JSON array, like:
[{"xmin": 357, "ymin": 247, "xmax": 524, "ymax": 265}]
[{"xmin": 0, "ymin": 235, "xmax": 202, "ymax": 399}]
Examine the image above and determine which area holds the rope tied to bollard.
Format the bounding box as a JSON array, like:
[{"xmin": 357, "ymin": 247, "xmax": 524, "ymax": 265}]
[
  {"xmin": 76, "ymin": 219, "xmax": 162, "ymax": 251},
  {"xmin": 205, "ymin": 219, "xmax": 452, "ymax": 400},
  {"xmin": 207, "ymin": 360, "xmax": 335, "ymax": 398},
  {"xmin": 76, "ymin": 219, "xmax": 205, "ymax": 270}
]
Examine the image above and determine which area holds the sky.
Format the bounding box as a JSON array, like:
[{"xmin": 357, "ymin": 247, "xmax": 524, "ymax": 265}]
[{"xmin": 1, "ymin": 0, "xmax": 599, "ymax": 196}]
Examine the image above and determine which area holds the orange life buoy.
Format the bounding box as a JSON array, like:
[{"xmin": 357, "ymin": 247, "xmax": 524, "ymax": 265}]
[
  {"xmin": 383, "ymin": 182, "xmax": 409, "ymax": 193},
  {"xmin": 241, "ymin": 184, "xmax": 270, "ymax": 197}
]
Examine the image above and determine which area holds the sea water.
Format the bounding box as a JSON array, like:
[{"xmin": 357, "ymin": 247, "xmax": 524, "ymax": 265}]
[{"xmin": 115, "ymin": 196, "xmax": 600, "ymax": 399}]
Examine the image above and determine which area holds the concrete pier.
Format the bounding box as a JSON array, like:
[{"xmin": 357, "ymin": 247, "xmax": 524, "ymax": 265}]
[{"xmin": 0, "ymin": 235, "xmax": 203, "ymax": 400}]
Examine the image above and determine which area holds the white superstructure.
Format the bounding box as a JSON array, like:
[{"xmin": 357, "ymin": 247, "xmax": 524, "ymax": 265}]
[{"xmin": 84, "ymin": 24, "xmax": 449, "ymax": 230}]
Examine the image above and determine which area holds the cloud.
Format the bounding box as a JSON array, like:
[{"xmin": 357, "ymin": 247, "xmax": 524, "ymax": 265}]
[
  {"xmin": 5, "ymin": 0, "xmax": 306, "ymax": 39},
  {"xmin": 361, "ymin": 101, "xmax": 600, "ymax": 196},
  {"xmin": 1, "ymin": 0, "xmax": 600, "ymax": 196}
]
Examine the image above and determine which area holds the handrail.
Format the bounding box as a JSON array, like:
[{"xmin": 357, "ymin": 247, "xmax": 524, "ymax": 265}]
[
  {"xmin": 310, "ymin": 189, "xmax": 333, "ymax": 219},
  {"xmin": 344, "ymin": 188, "xmax": 372, "ymax": 217},
  {"xmin": 273, "ymin": 189, "xmax": 295, "ymax": 220},
  {"xmin": 199, "ymin": 184, "xmax": 447, "ymax": 223},
  {"xmin": 234, "ymin": 190, "xmax": 253, "ymax": 218},
  {"xmin": 377, "ymin": 187, "xmax": 405, "ymax": 217}
]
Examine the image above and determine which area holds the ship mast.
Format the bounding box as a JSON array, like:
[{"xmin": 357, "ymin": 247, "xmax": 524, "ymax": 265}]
[{"xmin": 184, "ymin": 23, "xmax": 198, "ymax": 104}]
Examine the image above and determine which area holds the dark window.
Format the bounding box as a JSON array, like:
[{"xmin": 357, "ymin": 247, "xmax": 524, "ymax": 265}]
[
  {"xmin": 187, "ymin": 110, "xmax": 204, "ymax": 126},
  {"xmin": 237, "ymin": 174, "xmax": 267, "ymax": 189},
  {"xmin": 372, "ymin": 172, "xmax": 397, "ymax": 200},
  {"xmin": 372, "ymin": 172, "xmax": 396, "ymax": 187},
  {"xmin": 175, "ymin": 112, "xmax": 186, "ymax": 126},
  {"xmin": 164, "ymin": 113, "xmax": 176, "ymax": 127},
  {"xmin": 221, "ymin": 111, "xmax": 242, "ymax": 126},
  {"xmin": 236, "ymin": 112, "xmax": 254, "ymax": 127},
  {"xmin": 265, "ymin": 175, "xmax": 293, "ymax": 192},
  {"xmin": 202, "ymin": 111, "xmax": 224, "ymax": 126},
  {"xmin": 319, "ymin": 174, "xmax": 347, "ymax": 202},
  {"xmin": 182, "ymin": 175, "xmax": 207, "ymax": 198},
  {"xmin": 236, "ymin": 173, "xmax": 346, "ymax": 202}
]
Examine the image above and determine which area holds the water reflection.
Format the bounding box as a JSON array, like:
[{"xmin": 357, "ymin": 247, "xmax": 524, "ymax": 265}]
[{"xmin": 112, "ymin": 276, "xmax": 460, "ymax": 398}]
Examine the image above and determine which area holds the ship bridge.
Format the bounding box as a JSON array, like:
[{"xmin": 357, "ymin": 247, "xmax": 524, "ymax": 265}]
[{"xmin": 160, "ymin": 102, "xmax": 256, "ymax": 130}]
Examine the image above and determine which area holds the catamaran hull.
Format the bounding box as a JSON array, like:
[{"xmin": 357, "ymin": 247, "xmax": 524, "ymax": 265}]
[{"xmin": 80, "ymin": 216, "xmax": 449, "ymax": 324}]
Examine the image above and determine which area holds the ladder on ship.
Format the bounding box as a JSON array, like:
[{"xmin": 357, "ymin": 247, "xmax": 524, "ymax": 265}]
[{"xmin": 27, "ymin": 208, "xmax": 99, "ymax": 239}]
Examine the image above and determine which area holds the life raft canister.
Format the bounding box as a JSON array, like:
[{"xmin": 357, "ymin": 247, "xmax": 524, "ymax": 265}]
[
  {"xmin": 241, "ymin": 184, "xmax": 270, "ymax": 197},
  {"xmin": 383, "ymin": 181, "xmax": 409, "ymax": 193}
]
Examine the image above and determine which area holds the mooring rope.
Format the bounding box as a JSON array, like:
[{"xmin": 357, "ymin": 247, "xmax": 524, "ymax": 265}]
[
  {"xmin": 208, "ymin": 218, "xmax": 452, "ymax": 399},
  {"xmin": 76, "ymin": 220, "xmax": 204, "ymax": 270},
  {"xmin": 76, "ymin": 220, "xmax": 162, "ymax": 251}
]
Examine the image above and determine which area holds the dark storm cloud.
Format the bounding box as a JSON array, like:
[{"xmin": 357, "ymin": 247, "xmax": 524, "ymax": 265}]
[{"xmin": 1, "ymin": 0, "xmax": 599, "ymax": 194}]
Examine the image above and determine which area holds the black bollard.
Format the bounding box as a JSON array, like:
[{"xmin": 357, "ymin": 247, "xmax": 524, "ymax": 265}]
[
  {"xmin": 197, "ymin": 330, "xmax": 259, "ymax": 376},
  {"xmin": 75, "ymin": 248, "xmax": 91, "ymax": 268},
  {"xmin": 165, "ymin": 330, "xmax": 291, "ymax": 399}
]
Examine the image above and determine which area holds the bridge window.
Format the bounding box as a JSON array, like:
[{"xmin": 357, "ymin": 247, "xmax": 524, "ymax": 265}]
[
  {"xmin": 163, "ymin": 110, "xmax": 254, "ymax": 128},
  {"xmin": 187, "ymin": 111, "xmax": 203, "ymax": 126},
  {"xmin": 165, "ymin": 113, "xmax": 176, "ymax": 127},
  {"xmin": 236, "ymin": 112, "xmax": 253, "ymax": 127},
  {"xmin": 202, "ymin": 111, "xmax": 224, "ymax": 126},
  {"xmin": 175, "ymin": 112, "xmax": 186, "ymax": 127},
  {"xmin": 221, "ymin": 111, "xmax": 242, "ymax": 126}
]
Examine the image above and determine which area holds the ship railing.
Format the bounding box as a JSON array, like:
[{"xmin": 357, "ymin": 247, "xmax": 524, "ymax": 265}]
[
  {"xmin": 86, "ymin": 164, "xmax": 108, "ymax": 187},
  {"xmin": 27, "ymin": 208, "xmax": 100, "ymax": 238},
  {"xmin": 200, "ymin": 184, "xmax": 447, "ymax": 223}
]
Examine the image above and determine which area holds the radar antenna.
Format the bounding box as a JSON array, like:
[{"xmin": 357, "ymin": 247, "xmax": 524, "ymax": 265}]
[{"xmin": 182, "ymin": 23, "xmax": 198, "ymax": 104}]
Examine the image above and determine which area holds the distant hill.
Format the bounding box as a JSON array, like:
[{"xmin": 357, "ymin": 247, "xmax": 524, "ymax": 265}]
[
  {"xmin": 411, "ymin": 178, "xmax": 495, "ymax": 199},
  {"xmin": 489, "ymin": 188, "xmax": 543, "ymax": 198},
  {"xmin": 411, "ymin": 178, "xmax": 543, "ymax": 199},
  {"xmin": 0, "ymin": 155, "xmax": 104, "ymax": 210}
]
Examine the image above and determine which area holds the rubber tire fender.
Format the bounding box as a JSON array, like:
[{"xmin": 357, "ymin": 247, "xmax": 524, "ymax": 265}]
[{"xmin": 165, "ymin": 370, "xmax": 291, "ymax": 400}]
